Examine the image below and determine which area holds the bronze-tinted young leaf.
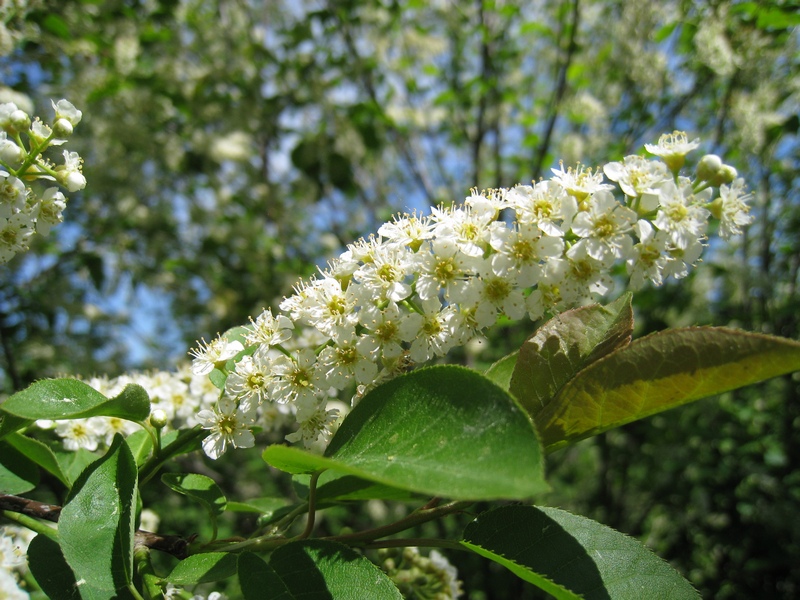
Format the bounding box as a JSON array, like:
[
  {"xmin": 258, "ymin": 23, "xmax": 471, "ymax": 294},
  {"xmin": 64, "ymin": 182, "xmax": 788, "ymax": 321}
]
[
  {"xmin": 511, "ymin": 293, "xmax": 633, "ymax": 419},
  {"xmin": 461, "ymin": 505, "xmax": 698, "ymax": 599},
  {"xmin": 536, "ymin": 327, "xmax": 800, "ymax": 451},
  {"xmin": 264, "ymin": 366, "xmax": 546, "ymax": 501}
]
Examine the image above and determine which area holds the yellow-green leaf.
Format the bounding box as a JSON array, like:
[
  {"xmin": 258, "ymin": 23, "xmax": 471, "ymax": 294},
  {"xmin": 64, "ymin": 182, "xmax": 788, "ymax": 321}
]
[{"xmin": 536, "ymin": 327, "xmax": 800, "ymax": 451}]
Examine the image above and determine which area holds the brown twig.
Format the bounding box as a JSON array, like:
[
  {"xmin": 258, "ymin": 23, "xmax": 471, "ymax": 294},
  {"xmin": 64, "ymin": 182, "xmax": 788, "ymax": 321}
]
[{"xmin": 1, "ymin": 493, "xmax": 192, "ymax": 560}]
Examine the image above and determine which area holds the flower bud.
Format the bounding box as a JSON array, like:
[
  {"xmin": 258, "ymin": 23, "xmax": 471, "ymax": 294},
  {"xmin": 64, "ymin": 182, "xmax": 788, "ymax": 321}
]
[
  {"xmin": 150, "ymin": 409, "xmax": 168, "ymax": 429},
  {"xmin": 0, "ymin": 138, "xmax": 23, "ymax": 166},
  {"xmin": 10, "ymin": 109, "xmax": 30, "ymax": 133},
  {"xmin": 696, "ymin": 154, "xmax": 723, "ymax": 182},
  {"xmin": 52, "ymin": 118, "xmax": 74, "ymax": 139},
  {"xmin": 712, "ymin": 164, "xmax": 738, "ymax": 185}
]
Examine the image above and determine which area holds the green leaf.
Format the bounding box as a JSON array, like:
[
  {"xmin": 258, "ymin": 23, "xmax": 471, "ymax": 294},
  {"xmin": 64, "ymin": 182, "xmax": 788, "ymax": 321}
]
[
  {"xmin": 0, "ymin": 379, "xmax": 150, "ymax": 422},
  {"xmin": 55, "ymin": 448, "xmax": 100, "ymax": 486},
  {"xmin": 5, "ymin": 432, "xmax": 69, "ymax": 486},
  {"xmin": 0, "ymin": 440, "xmax": 40, "ymax": 494},
  {"xmin": 511, "ymin": 294, "xmax": 633, "ymax": 420},
  {"xmin": 461, "ymin": 505, "xmax": 698, "ymax": 599},
  {"xmin": 0, "ymin": 412, "xmax": 31, "ymax": 439},
  {"xmin": 238, "ymin": 552, "xmax": 293, "ymax": 600},
  {"xmin": 161, "ymin": 472, "xmax": 227, "ymax": 517},
  {"xmin": 226, "ymin": 497, "xmax": 289, "ymax": 519},
  {"xmin": 483, "ymin": 350, "xmax": 519, "ymax": 390},
  {"xmin": 268, "ymin": 540, "xmax": 402, "ymax": 599},
  {"xmin": 27, "ymin": 534, "xmax": 81, "ymax": 600},
  {"xmin": 125, "ymin": 429, "xmax": 153, "ymax": 466},
  {"xmin": 59, "ymin": 435, "xmax": 138, "ymax": 598},
  {"xmin": 165, "ymin": 552, "xmax": 238, "ymax": 584},
  {"xmin": 295, "ymin": 471, "xmax": 419, "ymax": 502},
  {"xmin": 536, "ymin": 327, "xmax": 800, "ymax": 452},
  {"xmin": 264, "ymin": 366, "xmax": 546, "ymax": 500}
]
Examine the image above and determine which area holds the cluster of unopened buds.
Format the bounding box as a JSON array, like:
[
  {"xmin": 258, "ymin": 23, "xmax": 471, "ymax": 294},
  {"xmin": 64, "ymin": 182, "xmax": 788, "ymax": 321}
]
[
  {"xmin": 0, "ymin": 99, "xmax": 86, "ymax": 263},
  {"xmin": 190, "ymin": 131, "xmax": 754, "ymax": 459}
]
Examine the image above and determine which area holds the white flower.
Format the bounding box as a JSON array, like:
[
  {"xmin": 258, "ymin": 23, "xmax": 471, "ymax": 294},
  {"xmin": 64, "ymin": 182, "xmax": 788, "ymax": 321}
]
[
  {"xmin": 354, "ymin": 242, "xmax": 414, "ymax": 303},
  {"xmin": 490, "ymin": 221, "xmax": 565, "ymax": 288},
  {"xmin": 58, "ymin": 151, "xmax": 86, "ymax": 192},
  {"xmin": 662, "ymin": 239, "xmax": 704, "ymax": 280},
  {"xmin": 189, "ymin": 336, "xmax": 244, "ymax": 375},
  {"xmin": 269, "ymin": 348, "xmax": 323, "ymax": 405},
  {"xmin": 318, "ymin": 329, "xmax": 380, "ymax": 388},
  {"xmin": 570, "ymin": 190, "xmax": 636, "ymax": 262},
  {"xmin": 467, "ymin": 262, "xmax": 527, "ymax": 329},
  {"xmin": 285, "ymin": 400, "xmax": 339, "ymax": 450},
  {"xmin": 715, "ymin": 178, "xmax": 753, "ymax": 238},
  {"xmin": 196, "ymin": 395, "xmax": 255, "ymax": 459},
  {"xmin": 603, "ymin": 155, "xmax": 670, "ymax": 199},
  {"xmin": 245, "ymin": 308, "xmax": 294, "ymax": 347},
  {"xmin": 644, "ymin": 131, "xmax": 700, "ymax": 171},
  {"xmin": 299, "ymin": 276, "xmax": 359, "ymax": 336},
  {"xmin": 627, "ymin": 220, "xmax": 670, "ymax": 288},
  {"xmin": 225, "ymin": 352, "xmax": 272, "ymax": 414},
  {"xmin": 0, "ymin": 133, "xmax": 22, "ymax": 167},
  {"xmin": 413, "ymin": 238, "xmax": 481, "ymax": 303},
  {"xmin": 359, "ymin": 302, "xmax": 423, "ymax": 359},
  {"xmin": 506, "ymin": 180, "xmax": 577, "ymax": 237},
  {"xmin": 408, "ymin": 297, "xmax": 458, "ymax": 362},
  {"xmin": 378, "ymin": 211, "xmax": 435, "ymax": 251},
  {"xmin": 0, "ymin": 171, "xmax": 26, "ymax": 220},
  {"xmin": 551, "ymin": 162, "xmax": 614, "ymax": 201},
  {"xmin": 35, "ymin": 187, "xmax": 67, "ymax": 235},
  {"xmin": 430, "ymin": 204, "xmax": 495, "ymax": 258},
  {"xmin": 54, "ymin": 418, "xmax": 103, "ymax": 452},
  {"xmin": 653, "ymin": 180, "xmax": 710, "ymax": 249},
  {"xmin": 51, "ymin": 99, "xmax": 82, "ymax": 126}
]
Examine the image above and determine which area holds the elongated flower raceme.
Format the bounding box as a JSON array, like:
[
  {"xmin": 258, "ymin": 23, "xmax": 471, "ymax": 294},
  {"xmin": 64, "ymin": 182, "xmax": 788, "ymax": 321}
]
[{"xmin": 188, "ymin": 132, "xmax": 753, "ymax": 458}]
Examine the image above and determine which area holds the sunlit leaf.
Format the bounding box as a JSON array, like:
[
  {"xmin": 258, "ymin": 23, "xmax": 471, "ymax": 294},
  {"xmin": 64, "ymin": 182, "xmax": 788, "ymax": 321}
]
[
  {"xmin": 264, "ymin": 366, "xmax": 546, "ymax": 500},
  {"xmin": 59, "ymin": 435, "xmax": 138, "ymax": 599},
  {"xmin": 535, "ymin": 327, "xmax": 800, "ymax": 451}
]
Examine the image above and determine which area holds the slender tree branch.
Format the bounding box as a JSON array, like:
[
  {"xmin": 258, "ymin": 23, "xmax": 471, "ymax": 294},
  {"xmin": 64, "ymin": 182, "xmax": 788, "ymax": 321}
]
[
  {"xmin": 1, "ymin": 493, "xmax": 192, "ymax": 560},
  {"xmin": 532, "ymin": 0, "xmax": 580, "ymax": 181}
]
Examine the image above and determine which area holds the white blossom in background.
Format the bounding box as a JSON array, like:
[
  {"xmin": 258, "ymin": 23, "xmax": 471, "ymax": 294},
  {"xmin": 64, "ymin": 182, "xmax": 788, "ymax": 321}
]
[
  {"xmin": 0, "ymin": 99, "xmax": 86, "ymax": 263},
  {"xmin": 183, "ymin": 132, "xmax": 754, "ymax": 458},
  {"xmin": 0, "ymin": 525, "xmax": 34, "ymax": 600}
]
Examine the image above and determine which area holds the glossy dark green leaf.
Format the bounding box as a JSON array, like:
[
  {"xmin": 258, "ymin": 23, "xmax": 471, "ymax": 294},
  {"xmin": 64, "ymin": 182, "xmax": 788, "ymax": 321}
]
[
  {"xmin": 59, "ymin": 435, "xmax": 138, "ymax": 598},
  {"xmin": 0, "ymin": 440, "xmax": 40, "ymax": 494},
  {"xmin": 536, "ymin": 327, "xmax": 800, "ymax": 451},
  {"xmin": 165, "ymin": 552, "xmax": 238, "ymax": 584},
  {"xmin": 461, "ymin": 505, "xmax": 698, "ymax": 599},
  {"xmin": 5, "ymin": 432, "xmax": 70, "ymax": 486},
  {"xmin": 264, "ymin": 366, "xmax": 546, "ymax": 500},
  {"xmin": 295, "ymin": 471, "xmax": 418, "ymax": 502},
  {"xmin": 0, "ymin": 379, "xmax": 150, "ymax": 422},
  {"xmin": 269, "ymin": 540, "xmax": 402, "ymax": 599},
  {"xmin": 27, "ymin": 534, "xmax": 81, "ymax": 600},
  {"xmin": 238, "ymin": 552, "xmax": 293, "ymax": 600},
  {"xmin": 161, "ymin": 472, "xmax": 227, "ymax": 517},
  {"xmin": 510, "ymin": 294, "xmax": 633, "ymax": 419}
]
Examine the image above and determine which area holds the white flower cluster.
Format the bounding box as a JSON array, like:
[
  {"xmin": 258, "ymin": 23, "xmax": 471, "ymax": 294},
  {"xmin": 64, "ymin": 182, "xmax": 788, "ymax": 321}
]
[
  {"xmin": 0, "ymin": 525, "xmax": 34, "ymax": 600},
  {"xmin": 191, "ymin": 132, "xmax": 753, "ymax": 459},
  {"xmin": 0, "ymin": 99, "xmax": 86, "ymax": 264},
  {"xmin": 33, "ymin": 364, "xmax": 226, "ymax": 453},
  {"xmin": 380, "ymin": 547, "xmax": 463, "ymax": 599}
]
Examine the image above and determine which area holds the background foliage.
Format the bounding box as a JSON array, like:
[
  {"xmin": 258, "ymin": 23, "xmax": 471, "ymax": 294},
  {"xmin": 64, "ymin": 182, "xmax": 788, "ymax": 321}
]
[{"xmin": 1, "ymin": 0, "xmax": 798, "ymax": 597}]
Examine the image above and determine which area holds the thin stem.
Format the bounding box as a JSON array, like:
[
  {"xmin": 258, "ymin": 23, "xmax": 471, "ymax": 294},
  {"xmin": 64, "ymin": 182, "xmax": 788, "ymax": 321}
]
[
  {"xmin": 325, "ymin": 500, "xmax": 474, "ymax": 545},
  {"xmin": 298, "ymin": 470, "xmax": 322, "ymax": 540},
  {"xmin": 362, "ymin": 538, "xmax": 468, "ymax": 552},
  {"xmin": 1, "ymin": 510, "xmax": 59, "ymax": 542}
]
